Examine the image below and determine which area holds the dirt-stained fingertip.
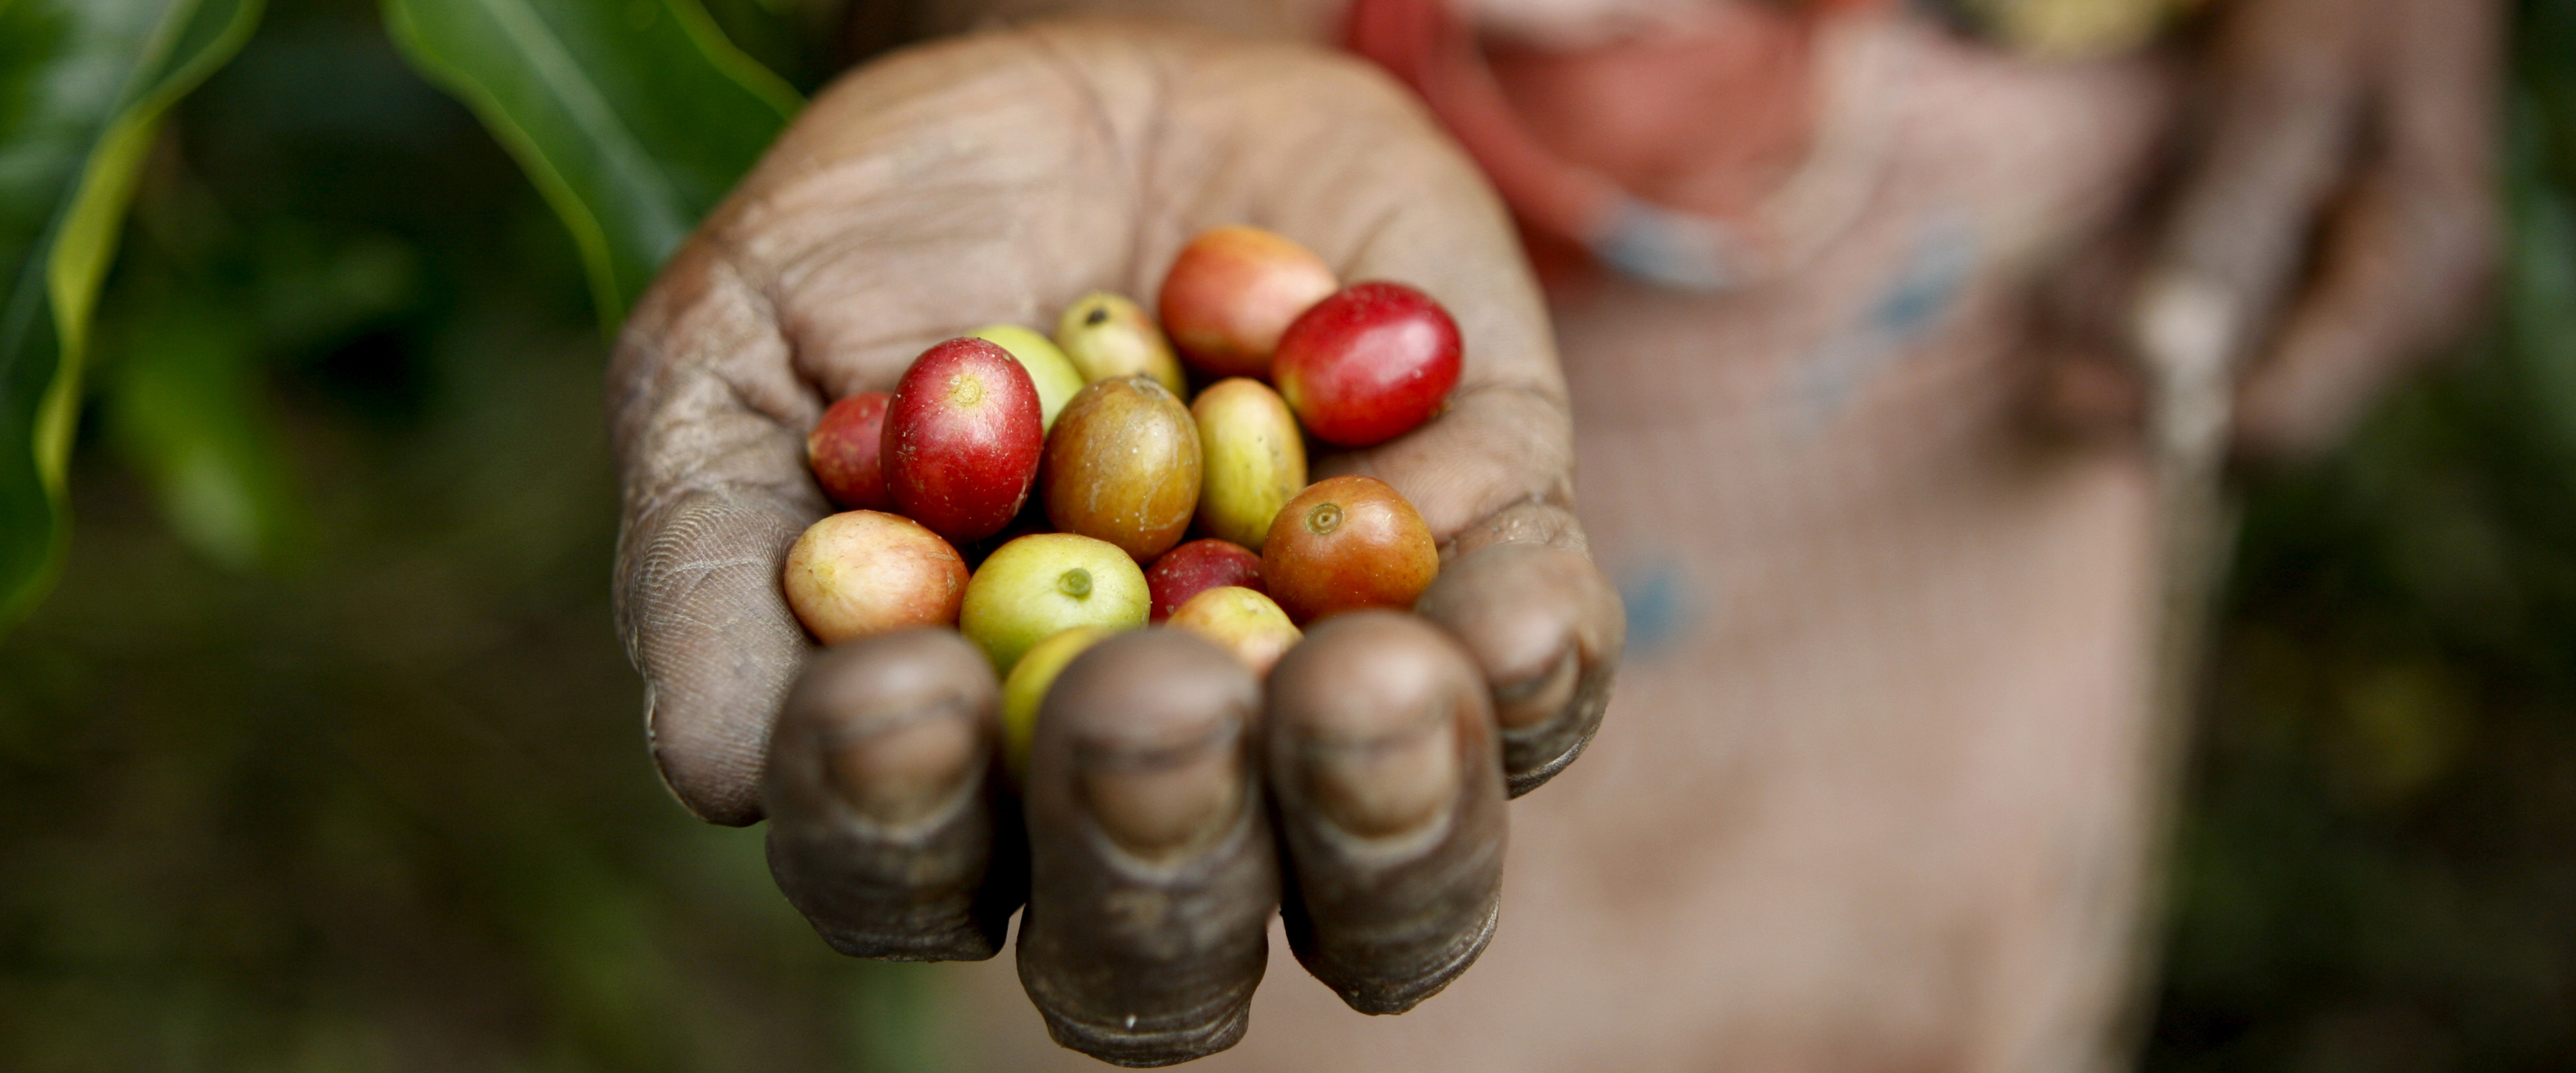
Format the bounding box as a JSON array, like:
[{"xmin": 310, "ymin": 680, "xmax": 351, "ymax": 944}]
[
  {"xmin": 1267, "ymin": 612, "xmax": 1508, "ymax": 1014},
  {"xmin": 1017, "ymin": 629, "xmax": 1278, "ymax": 1066},
  {"xmin": 1415, "ymin": 541, "xmax": 1622, "ymax": 797},
  {"xmin": 763, "ymin": 629, "xmax": 1024, "ymax": 961}
]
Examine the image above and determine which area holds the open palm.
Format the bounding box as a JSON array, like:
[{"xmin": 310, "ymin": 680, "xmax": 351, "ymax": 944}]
[{"xmin": 609, "ymin": 17, "xmax": 1621, "ymax": 1064}]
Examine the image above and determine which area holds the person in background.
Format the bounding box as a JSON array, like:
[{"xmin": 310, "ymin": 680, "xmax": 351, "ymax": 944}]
[{"xmin": 608, "ymin": 0, "xmax": 2495, "ymax": 1067}]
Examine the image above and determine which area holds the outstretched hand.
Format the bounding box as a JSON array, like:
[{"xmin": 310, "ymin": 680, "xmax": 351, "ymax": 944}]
[{"xmin": 608, "ymin": 17, "xmax": 1620, "ymax": 1064}]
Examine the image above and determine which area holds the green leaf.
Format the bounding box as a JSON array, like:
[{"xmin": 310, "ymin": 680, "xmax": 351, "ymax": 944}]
[
  {"xmin": 107, "ymin": 296, "xmax": 304, "ymax": 572},
  {"xmin": 381, "ymin": 0, "xmax": 802, "ymax": 330},
  {"xmin": 0, "ymin": 0, "xmax": 265, "ymax": 628}
]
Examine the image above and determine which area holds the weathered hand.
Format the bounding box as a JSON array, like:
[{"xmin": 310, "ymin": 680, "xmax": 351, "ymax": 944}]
[
  {"xmin": 608, "ymin": 17, "xmax": 1621, "ymax": 1064},
  {"xmin": 2046, "ymin": 0, "xmax": 2498, "ymax": 456}
]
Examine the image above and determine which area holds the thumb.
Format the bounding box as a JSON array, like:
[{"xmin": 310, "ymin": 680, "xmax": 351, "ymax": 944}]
[
  {"xmin": 2230, "ymin": 0, "xmax": 2501, "ymax": 458},
  {"xmin": 613, "ymin": 243, "xmax": 828, "ymax": 826}
]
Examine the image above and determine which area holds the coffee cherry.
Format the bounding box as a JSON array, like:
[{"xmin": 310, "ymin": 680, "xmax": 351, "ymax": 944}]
[
  {"xmin": 808, "ymin": 391, "xmax": 892, "ymax": 511},
  {"xmin": 882, "ymin": 338, "xmax": 1045, "ymax": 544},
  {"xmin": 1191, "ymin": 378, "xmax": 1305, "ymax": 549},
  {"xmin": 781, "ymin": 511, "xmax": 969, "ymax": 643},
  {"xmin": 1000, "ymin": 625, "xmax": 1111, "ymax": 782},
  {"xmin": 1167, "ymin": 586, "xmax": 1300, "ymax": 677},
  {"xmin": 1042, "ymin": 376, "xmax": 1201, "ymax": 562},
  {"xmin": 1261, "ymin": 475, "xmax": 1439, "ymax": 623},
  {"xmin": 1272, "ymin": 282, "xmax": 1462, "ymax": 448},
  {"xmin": 1158, "ymin": 225, "xmax": 1337, "ymax": 379},
  {"xmin": 960, "ymin": 532, "xmax": 1149, "ymax": 673},
  {"xmin": 969, "ymin": 323, "xmax": 1088, "ymax": 432},
  {"xmin": 1054, "ymin": 292, "xmax": 1187, "ymax": 398},
  {"xmin": 1146, "ymin": 538, "xmax": 1264, "ymax": 621}
]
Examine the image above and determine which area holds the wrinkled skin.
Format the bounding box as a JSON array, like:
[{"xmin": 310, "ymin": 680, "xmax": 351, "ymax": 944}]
[{"xmin": 610, "ymin": 16, "xmax": 1619, "ymax": 1064}]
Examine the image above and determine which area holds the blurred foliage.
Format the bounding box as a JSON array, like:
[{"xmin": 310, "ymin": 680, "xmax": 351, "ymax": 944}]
[
  {"xmin": 383, "ymin": 0, "xmax": 800, "ymax": 328},
  {"xmin": 0, "ymin": 0, "xmax": 2572, "ymax": 1070},
  {"xmin": 0, "ymin": 0, "xmax": 264, "ymax": 626},
  {"xmin": 1, "ymin": 0, "xmax": 817, "ymax": 629},
  {"xmin": 2141, "ymin": 1, "xmax": 2576, "ymax": 1069},
  {"xmin": 0, "ymin": 0, "xmax": 940, "ymax": 1068}
]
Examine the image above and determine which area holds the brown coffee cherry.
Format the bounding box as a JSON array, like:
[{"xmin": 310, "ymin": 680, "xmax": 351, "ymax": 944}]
[
  {"xmin": 1043, "ymin": 376, "xmax": 1202, "ymax": 562},
  {"xmin": 1260, "ymin": 475, "xmax": 1440, "ymax": 623}
]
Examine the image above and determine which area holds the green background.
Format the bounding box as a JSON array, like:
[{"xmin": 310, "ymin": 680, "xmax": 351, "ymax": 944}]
[{"xmin": 4, "ymin": 0, "xmax": 2574, "ymax": 1069}]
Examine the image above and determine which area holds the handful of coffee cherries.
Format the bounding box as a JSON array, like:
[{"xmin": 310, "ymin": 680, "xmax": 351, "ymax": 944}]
[{"xmin": 781, "ymin": 225, "xmax": 1465, "ymax": 770}]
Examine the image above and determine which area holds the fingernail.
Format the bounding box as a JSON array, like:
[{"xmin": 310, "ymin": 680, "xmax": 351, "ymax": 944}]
[
  {"xmin": 821, "ymin": 698, "xmax": 981, "ymax": 827},
  {"xmin": 1300, "ymin": 703, "xmax": 1459, "ymax": 839},
  {"xmin": 1491, "ymin": 647, "xmax": 1581, "ymax": 731},
  {"xmin": 1078, "ymin": 718, "xmax": 1245, "ymax": 861}
]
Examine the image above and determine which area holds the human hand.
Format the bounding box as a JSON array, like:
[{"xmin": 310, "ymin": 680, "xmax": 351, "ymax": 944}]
[
  {"xmin": 2045, "ymin": 0, "xmax": 2498, "ymax": 457},
  {"xmin": 607, "ymin": 17, "xmax": 1622, "ymax": 1064}
]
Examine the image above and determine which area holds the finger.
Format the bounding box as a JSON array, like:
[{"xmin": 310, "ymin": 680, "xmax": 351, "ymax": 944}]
[
  {"xmin": 762, "ymin": 629, "xmax": 1023, "ymax": 960},
  {"xmin": 2233, "ymin": 0, "xmax": 2499, "ymax": 458},
  {"xmin": 1415, "ymin": 530, "xmax": 1623, "ymax": 796},
  {"xmin": 1017, "ymin": 629, "xmax": 1276, "ymax": 1066},
  {"xmin": 613, "ymin": 245, "xmax": 831, "ymax": 825},
  {"xmin": 2233, "ymin": 172, "xmax": 2494, "ymax": 457},
  {"xmin": 1266, "ymin": 612, "xmax": 1507, "ymax": 1014},
  {"xmin": 2138, "ymin": 0, "xmax": 2379, "ymax": 367}
]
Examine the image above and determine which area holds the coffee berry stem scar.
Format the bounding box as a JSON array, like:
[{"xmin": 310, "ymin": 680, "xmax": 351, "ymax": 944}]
[
  {"xmin": 959, "ymin": 532, "xmax": 1148, "ymax": 672},
  {"xmin": 1262, "ymin": 475, "xmax": 1439, "ymax": 622}
]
